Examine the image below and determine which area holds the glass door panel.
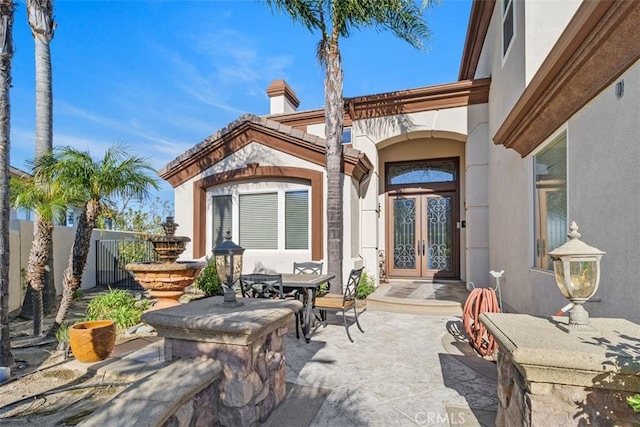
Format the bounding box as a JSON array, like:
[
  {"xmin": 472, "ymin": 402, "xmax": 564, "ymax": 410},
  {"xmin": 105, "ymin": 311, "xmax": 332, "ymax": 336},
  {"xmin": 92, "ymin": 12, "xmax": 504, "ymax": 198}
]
[
  {"xmin": 425, "ymin": 195, "xmax": 453, "ymax": 274},
  {"xmin": 388, "ymin": 193, "xmax": 456, "ymax": 278},
  {"xmin": 389, "ymin": 197, "xmax": 419, "ymax": 277}
]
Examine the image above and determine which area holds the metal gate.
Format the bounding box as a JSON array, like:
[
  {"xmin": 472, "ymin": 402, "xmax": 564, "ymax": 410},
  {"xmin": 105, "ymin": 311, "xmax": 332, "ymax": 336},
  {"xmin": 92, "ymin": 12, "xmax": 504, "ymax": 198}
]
[{"xmin": 96, "ymin": 240, "xmax": 157, "ymax": 290}]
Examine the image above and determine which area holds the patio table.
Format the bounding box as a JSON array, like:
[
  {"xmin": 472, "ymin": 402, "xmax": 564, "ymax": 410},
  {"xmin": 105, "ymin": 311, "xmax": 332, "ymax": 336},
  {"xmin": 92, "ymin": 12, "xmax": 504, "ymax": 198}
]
[{"xmin": 281, "ymin": 273, "xmax": 335, "ymax": 343}]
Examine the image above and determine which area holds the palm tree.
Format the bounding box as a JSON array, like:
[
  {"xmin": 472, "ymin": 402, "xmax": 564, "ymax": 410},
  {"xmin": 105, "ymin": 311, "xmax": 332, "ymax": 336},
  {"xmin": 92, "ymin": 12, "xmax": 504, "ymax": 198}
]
[
  {"xmin": 26, "ymin": 0, "xmax": 56, "ymax": 316},
  {"xmin": 27, "ymin": 0, "xmax": 55, "ymax": 159},
  {"xmin": 10, "ymin": 173, "xmax": 67, "ymax": 336},
  {"xmin": 265, "ymin": 0, "xmax": 433, "ymax": 292},
  {"xmin": 0, "ymin": 0, "xmax": 15, "ymax": 368},
  {"xmin": 35, "ymin": 146, "xmax": 159, "ymax": 336}
]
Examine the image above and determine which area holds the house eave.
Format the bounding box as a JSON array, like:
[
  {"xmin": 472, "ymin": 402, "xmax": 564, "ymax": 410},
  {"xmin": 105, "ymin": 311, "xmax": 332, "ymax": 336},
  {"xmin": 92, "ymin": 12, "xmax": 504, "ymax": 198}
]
[
  {"xmin": 459, "ymin": 0, "xmax": 495, "ymax": 81},
  {"xmin": 268, "ymin": 79, "xmax": 490, "ymax": 129},
  {"xmin": 494, "ymin": 0, "xmax": 640, "ymax": 157}
]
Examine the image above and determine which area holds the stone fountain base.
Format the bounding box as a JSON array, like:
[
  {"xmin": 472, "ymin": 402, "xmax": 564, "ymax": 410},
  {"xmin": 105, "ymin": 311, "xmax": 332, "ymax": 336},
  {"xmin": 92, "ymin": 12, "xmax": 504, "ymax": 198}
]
[{"xmin": 125, "ymin": 261, "xmax": 205, "ymax": 310}]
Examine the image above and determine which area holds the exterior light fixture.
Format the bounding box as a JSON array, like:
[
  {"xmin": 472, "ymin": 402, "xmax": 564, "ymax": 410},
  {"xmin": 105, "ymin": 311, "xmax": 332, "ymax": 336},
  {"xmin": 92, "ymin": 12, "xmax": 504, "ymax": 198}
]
[
  {"xmin": 548, "ymin": 222, "xmax": 605, "ymax": 334},
  {"xmin": 213, "ymin": 230, "xmax": 245, "ymax": 308}
]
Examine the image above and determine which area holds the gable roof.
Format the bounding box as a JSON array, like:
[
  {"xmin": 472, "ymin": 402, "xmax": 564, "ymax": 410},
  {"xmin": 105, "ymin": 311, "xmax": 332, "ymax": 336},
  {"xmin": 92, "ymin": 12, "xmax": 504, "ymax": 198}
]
[
  {"xmin": 159, "ymin": 113, "xmax": 373, "ymax": 188},
  {"xmin": 459, "ymin": 0, "xmax": 495, "ymax": 81}
]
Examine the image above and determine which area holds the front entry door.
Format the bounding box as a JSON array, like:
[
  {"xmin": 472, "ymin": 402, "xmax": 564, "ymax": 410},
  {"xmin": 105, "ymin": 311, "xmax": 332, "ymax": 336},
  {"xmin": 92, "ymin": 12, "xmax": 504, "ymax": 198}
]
[{"xmin": 388, "ymin": 193, "xmax": 457, "ymax": 278}]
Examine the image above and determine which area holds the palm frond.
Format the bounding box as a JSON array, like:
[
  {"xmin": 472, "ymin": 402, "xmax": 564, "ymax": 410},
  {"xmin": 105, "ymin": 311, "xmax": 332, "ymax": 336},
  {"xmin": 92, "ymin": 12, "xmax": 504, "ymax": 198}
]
[{"xmin": 263, "ymin": 0, "xmax": 324, "ymax": 33}]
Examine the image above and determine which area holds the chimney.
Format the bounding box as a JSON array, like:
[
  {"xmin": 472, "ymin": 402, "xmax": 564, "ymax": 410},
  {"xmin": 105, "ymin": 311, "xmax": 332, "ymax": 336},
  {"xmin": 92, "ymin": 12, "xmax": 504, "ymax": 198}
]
[{"xmin": 266, "ymin": 79, "xmax": 300, "ymax": 114}]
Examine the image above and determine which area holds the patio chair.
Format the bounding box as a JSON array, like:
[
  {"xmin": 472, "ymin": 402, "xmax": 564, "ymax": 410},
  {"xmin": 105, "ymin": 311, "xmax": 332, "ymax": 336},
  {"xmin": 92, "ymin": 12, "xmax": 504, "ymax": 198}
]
[
  {"xmin": 293, "ymin": 261, "xmax": 323, "ymax": 275},
  {"xmin": 240, "ymin": 274, "xmax": 284, "ymax": 299},
  {"xmin": 290, "ymin": 261, "xmax": 324, "ymax": 339},
  {"xmin": 313, "ymin": 267, "xmax": 364, "ymax": 343}
]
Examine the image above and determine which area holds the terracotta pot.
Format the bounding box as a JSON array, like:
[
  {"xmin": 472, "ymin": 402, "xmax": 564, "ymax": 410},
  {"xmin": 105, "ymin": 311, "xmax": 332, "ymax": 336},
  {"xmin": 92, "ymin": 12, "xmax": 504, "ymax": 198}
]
[{"xmin": 69, "ymin": 320, "xmax": 117, "ymax": 363}]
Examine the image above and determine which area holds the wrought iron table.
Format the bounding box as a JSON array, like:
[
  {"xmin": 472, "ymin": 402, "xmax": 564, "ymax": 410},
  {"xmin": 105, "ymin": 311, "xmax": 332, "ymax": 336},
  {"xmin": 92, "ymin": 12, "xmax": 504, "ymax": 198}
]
[{"xmin": 281, "ymin": 273, "xmax": 335, "ymax": 343}]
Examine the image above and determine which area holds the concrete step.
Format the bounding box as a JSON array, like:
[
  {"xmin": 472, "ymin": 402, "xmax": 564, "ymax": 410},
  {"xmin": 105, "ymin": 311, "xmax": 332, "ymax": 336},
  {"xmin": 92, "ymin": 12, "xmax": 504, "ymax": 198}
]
[{"xmin": 366, "ymin": 281, "xmax": 469, "ymax": 316}]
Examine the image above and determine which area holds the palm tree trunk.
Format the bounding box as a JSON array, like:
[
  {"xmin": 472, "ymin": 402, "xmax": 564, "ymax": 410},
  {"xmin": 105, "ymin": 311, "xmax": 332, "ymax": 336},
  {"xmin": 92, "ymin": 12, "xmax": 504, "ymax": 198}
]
[
  {"xmin": 28, "ymin": 0, "xmax": 56, "ymax": 315},
  {"xmin": 0, "ymin": 0, "xmax": 14, "ymax": 368},
  {"xmin": 324, "ymin": 35, "xmax": 344, "ymax": 294},
  {"xmin": 27, "ymin": 217, "xmax": 53, "ymax": 336},
  {"xmin": 48, "ymin": 201, "xmax": 99, "ymax": 336}
]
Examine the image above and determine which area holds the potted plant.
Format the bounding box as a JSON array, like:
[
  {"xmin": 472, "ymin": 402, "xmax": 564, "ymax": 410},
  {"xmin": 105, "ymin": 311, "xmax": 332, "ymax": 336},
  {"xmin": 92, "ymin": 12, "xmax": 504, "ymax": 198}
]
[
  {"xmin": 69, "ymin": 319, "xmax": 117, "ymax": 363},
  {"xmin": 69, "ymin": 288, "xmax": 150, "ymax": 363}
]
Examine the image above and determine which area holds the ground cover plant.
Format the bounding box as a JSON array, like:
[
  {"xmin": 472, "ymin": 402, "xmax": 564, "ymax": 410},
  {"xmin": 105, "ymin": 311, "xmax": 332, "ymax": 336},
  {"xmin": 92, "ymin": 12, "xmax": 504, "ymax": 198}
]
[{"xmin": 84, "ymin": 288, "xmax": 151, "ymax": 333}]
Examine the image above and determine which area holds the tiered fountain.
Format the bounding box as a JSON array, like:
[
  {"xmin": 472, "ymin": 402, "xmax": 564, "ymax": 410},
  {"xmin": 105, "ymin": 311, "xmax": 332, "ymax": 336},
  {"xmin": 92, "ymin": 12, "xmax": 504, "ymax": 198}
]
[{"xmin": 126, "ymin": 217, "xmax": 205, "ymax": 310}]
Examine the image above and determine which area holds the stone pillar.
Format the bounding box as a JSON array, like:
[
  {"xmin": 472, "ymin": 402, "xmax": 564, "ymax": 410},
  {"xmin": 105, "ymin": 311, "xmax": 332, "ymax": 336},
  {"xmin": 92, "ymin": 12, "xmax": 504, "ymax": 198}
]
[
  {"xmin": 142, "ymin": 297, "xmax": 302, "ymax": 427},
  {"xmin": 481, "ymin": 313, "xmax": 640, "ymax": 426}
]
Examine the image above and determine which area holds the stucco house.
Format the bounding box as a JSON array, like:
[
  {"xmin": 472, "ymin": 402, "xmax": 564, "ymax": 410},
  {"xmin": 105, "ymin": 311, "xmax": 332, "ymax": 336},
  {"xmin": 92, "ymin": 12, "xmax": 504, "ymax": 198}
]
[{"xmin": 160, "ymin": 0, "xmax": 640, "ymax": 322}]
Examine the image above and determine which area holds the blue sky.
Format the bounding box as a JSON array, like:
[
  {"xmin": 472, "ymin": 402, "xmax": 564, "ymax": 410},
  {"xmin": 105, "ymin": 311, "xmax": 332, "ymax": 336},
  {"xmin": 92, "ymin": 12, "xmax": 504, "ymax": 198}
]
[{"xmin": 11, "ymin": 0, "xmax": 472, "ymax": 203}]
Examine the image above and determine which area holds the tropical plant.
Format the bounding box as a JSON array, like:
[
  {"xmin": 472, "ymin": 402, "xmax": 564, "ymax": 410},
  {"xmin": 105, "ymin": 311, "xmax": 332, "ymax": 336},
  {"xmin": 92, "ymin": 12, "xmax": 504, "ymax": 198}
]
[
  {"xmin": 0, "ymin": 0, "xmax": 15, "ymax": 369},
  {"xmin": 628, "ymin": 394, "xmax": 640, "ymax": 412},
  {"xmin": 54, "ymin": 323, "xmax": 69, "ymax": 344},
  {"xmin": 193, "ymin": 257, "xmax": 222, "ymax": 297},
  {"xmin": 27, "ymin": 0, "xmax": 57, "ymax": 317},
  {"xmin": 265, "ymin": 0, "xmax": 433, "ymax": 293},
  {"xmin": 33, "ymin": 145, "xmax": 160, "ymax": 337},
  {"xmin": 356, "ymin": 271, "xmax": 376, "ymax": 299},
  {"xmin": 84, "ymin": 288, "xmax": 151, "ymax": 333},
  {"xmin": 98, "ymin": 196, "xmax": 173, "ymax": 237},
  {"xmin": 10, "ymin": 175, "xmax": 67, "ymax": 336}
]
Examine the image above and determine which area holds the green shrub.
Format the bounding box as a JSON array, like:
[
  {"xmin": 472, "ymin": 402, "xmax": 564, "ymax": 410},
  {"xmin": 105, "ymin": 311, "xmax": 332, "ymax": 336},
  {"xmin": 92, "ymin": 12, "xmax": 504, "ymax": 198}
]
[
  {"xmin": 194, "ymin": 257, "xmax": 222, "ymax": 297},
  {"xmin": 628, "ymin": 394, "xmax": 640, "ymax": 412},
  {"xmin": 356, "ymin": 271, "xmax": 376, "ymax": 299},
  {"xmin": 84, "ymin": 288, "xmax": 151, "ymax": 333},
  {"xmin": 55, "ymin": 323, "xmax": 69, "ymax": 344}
]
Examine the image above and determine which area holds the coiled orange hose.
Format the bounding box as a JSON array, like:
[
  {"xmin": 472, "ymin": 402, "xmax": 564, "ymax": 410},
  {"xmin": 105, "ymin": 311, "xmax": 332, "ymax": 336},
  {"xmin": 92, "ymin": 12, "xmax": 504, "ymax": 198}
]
[{"xmin": 462, "ymin": 287, "xmax": 500, "ymax": 357}]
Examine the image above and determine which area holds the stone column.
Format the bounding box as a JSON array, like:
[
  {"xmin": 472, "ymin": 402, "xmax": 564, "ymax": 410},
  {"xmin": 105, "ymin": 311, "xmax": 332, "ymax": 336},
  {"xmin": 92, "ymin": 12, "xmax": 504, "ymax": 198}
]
[
  {"xmin": 481, "ymin": 313, "xmax": 640, "ymax": 426},
  {"xmin": 143, "ymin": 297, "xmax": 302, "ymax": 427}
]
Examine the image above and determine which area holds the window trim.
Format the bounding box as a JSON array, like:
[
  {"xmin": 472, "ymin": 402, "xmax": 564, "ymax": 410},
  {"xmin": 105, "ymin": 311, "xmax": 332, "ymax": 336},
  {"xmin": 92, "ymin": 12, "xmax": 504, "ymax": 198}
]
[
  {"xmin": 194, "ymin": 165, "xmax": 323, "ymax": 260},
  {"xmin": 210, "ymin": 186, "xmax": 311, "ymax": 253},
  {"xmin": 502, "ymin": 0, "xmax": 515, "ymax": 61}
]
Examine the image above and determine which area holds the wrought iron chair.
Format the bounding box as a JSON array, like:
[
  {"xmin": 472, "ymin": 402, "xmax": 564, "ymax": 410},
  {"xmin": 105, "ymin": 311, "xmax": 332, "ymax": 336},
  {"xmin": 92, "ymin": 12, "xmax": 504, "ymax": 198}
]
[
  {"xmin": 239, "ymin": 274, "xmax": 284, "ymax": 299},
  {"xmin": 293, "ymin": 262, "xmax": 323, "ymax": 275},
  {"xmin": 313, "ymin": 267, "xmax": 364, "ymax": 343},
  {"xmin": 289, "ymin": 261, "xmax": 324, "ymax": 340}
]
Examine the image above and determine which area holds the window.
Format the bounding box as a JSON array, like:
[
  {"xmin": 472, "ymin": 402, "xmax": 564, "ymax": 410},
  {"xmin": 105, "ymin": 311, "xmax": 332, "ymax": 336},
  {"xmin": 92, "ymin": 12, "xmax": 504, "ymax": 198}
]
[
  {"xmin": 502, "ymin": 0, "xmax": 514, "ymax": 57},
  {"xmin": 212, "ymin": 195, "xmax": 232, "ymax": 248},
  {"xmin": 534, "ymin": 133, "xmax": 567, "ymax": 270},
  {"xmin": 342, "ymin": 127, "xmax": 352, "ymax": 144},
  {"xmin": 285, "ymin": 190, "xmax": 309, "ymax": 249},
  {"xmin": 240, "ymin": 193, "xmax": 278, "ymax": 249},
  {"xmin": 387, "ymin": 160, "xmax": 457, "ymax": 186},
  {"xmin": 214, "ymin": 189, "xmax": 310, "ymax": 251}
]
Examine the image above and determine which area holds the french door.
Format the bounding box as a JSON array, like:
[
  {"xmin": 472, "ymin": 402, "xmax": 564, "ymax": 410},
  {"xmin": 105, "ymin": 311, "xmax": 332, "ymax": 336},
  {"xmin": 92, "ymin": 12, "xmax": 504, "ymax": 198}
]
[{"xmin": 387, "ymin": 193, "xmax": 457, "ymax": 278}]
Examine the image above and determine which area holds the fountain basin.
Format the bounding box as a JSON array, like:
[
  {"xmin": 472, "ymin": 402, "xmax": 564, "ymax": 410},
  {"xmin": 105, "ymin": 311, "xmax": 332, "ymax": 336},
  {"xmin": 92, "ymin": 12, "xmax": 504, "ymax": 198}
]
[{"xmin": 126, "ymin": 261, "xmax": 205, "ymax": 310}]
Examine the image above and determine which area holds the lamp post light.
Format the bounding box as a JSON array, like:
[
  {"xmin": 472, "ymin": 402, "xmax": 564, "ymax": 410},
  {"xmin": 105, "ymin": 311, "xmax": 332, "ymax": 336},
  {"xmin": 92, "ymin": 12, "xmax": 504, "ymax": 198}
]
[
  {"xmin": 548, "ymin": 222, "xmax": 605, "ymax": 334},
  {"xmin": 213, "ymin": 231, "xmax": 245, "ymax": 308}
]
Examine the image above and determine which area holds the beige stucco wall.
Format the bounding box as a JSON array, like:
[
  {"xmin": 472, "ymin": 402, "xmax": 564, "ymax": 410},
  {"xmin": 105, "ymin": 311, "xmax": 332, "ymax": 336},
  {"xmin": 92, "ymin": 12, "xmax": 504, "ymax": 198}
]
[
  {"xmin": 8, "ymin": 220, "xmax": 138, "ymax": 313},
  {"xmin": 466, "ymin": 103, "xmax": 490, "ymax": 287},
  {"xmin": 171, "ymin": 141, "xmax": 350, "ymax": 279},
  {"xmin": 523, "ymin": 0, "xmax": 581, "ymax": 85},
  {"xmin": 566, "ymin": 62, "xmax": 640, "ymax": 322},
  {"xmin": 486, "ymin": 49, "xmax": 640, "ymax": 322},
  {"xmin": 351, "ymin": 107, "xmax": 474, "ymax": 284}
]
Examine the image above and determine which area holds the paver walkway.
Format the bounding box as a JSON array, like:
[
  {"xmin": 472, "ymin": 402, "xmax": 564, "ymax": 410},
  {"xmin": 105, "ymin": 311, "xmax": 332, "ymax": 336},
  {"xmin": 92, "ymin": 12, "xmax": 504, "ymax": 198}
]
[{"xmin": 267, "ymin": 309, "xmax": 498, "ymax": 426}]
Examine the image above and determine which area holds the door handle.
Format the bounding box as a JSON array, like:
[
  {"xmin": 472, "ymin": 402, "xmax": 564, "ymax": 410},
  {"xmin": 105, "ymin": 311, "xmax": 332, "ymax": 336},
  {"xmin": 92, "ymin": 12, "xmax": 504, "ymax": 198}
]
[{"xmin": 422, "ymin": 240, "xmax": 426, "ymax": 256}]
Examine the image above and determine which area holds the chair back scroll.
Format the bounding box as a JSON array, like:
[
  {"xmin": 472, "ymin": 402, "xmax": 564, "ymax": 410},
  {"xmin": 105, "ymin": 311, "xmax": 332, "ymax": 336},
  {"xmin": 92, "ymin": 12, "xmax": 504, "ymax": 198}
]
[
  {"xmin": 343, "ymin": 267, "xmax": 364, "ymax": 304},
  {"xmin": 293, "ymin": 262, "xmax": 323, "ymax": 275},
  {"xmin": 240, "ymin": 274, "xmax": 284, "ymax": 299}
]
